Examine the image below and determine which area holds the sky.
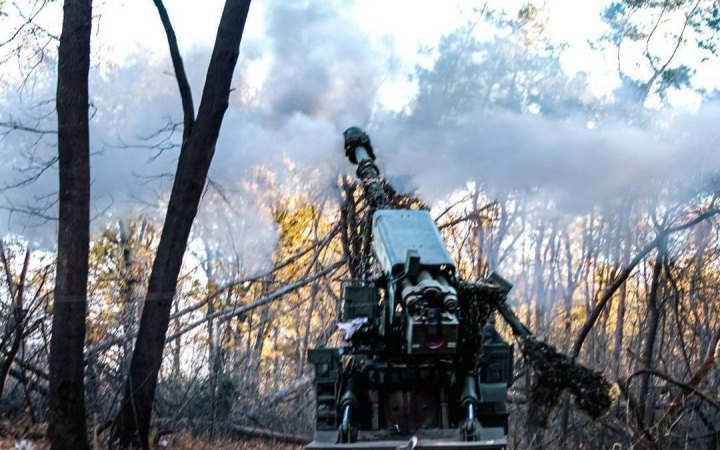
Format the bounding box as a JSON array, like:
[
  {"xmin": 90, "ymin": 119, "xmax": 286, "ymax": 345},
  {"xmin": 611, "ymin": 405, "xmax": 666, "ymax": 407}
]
[
  {"xmin": 83, "ymin": 0, "xmax": 716, "ymax": 110},
  {"xmin": 92, "ymin": 0, "xmax": 619, "ymax": 107},
  {"xmin": 23, "ymin": 0, "xmax": 615, "ymax": 113},
  {"xmin": 2, "ymin": 0, "xmax": 720, "ymax": 271}
]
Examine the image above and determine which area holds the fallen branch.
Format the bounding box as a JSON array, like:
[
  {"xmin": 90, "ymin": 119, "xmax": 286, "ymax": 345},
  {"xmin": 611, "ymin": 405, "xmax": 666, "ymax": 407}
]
[
  {"xmin": 153, "ymin": 418, "xmax": 312, "ymax": 446},
  {"xmin": 228, "ymin": 424, "xmax": 312, "ymax": 445},
  {"xmin": 86, "ymin": 229, "xmax": 341, "ymax": 357},
  {"xmin": 164, "ymin": 260, "xmax": 346, "ymax": 343},
  {"xmin": 665, "ymin": 328, "xmax": 720, "ymax": 417}
]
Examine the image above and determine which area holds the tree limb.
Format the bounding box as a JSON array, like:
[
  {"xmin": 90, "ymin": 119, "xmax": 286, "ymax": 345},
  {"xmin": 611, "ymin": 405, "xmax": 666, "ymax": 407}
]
[
  {"xmin": 152, "ymin": 0, "xmax": 195, "ymax": 141},
  {"xmin": 164, "ymin": 260, "xmax": 345, "ymax": 343},
  {"xmin": 572, "ymin": 208, "xmax": 720, "ymax": 358}
]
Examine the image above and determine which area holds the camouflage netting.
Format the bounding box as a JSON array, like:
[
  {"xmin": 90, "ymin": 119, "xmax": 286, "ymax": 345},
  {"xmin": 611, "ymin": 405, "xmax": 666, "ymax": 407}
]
[
  {"xmin": 456, "ymin": 278, "xmax": 618, "ymax": 426},
  {"xmin": 520, "ymin": 337, "xmax": 619, "ymax": 427},
  {"xmin": 456, "ymin": 279, "xmax": 508, "ymax": 373},
  {"xmin": 356, "ymin": 160, "xmax": 391, "ymax": 209},
  {"xmin": 384, "ymin": 183, "xmax": 429, "ymax": 210}
]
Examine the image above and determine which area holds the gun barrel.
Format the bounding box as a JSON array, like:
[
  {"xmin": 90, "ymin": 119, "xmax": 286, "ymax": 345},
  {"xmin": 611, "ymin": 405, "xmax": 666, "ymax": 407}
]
[
  {"xmin": 343, "ymin": 127, "xmax": 390, "ymax": 209},
  {"xmin": 343, "ymin": 126, "xmax": 375, "ymax": 164},
  {"xmin": 353, "ymin": 146, "xmax": 372, "ymax": 164},
  {"xmin": 497, "ymin": 303, "xmax": 531, "ymax": 339}
]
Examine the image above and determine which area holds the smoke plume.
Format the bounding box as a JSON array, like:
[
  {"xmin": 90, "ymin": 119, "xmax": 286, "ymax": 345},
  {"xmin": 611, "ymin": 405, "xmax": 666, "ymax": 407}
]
[{"xmin": 1, "ymin": 0, "xmax": 720, "ymax": 269}]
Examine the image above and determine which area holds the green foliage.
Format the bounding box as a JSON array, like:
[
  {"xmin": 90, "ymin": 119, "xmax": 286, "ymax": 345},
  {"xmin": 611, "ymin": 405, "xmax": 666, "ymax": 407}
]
[
  {"xmin": 601, "ymin": 0, "xmax": 720, "ymax": 104},
  {"xmin": 659, "ymin": 65, "xmax": 693, "ymax": 93},
  {"xmin": 412, "ymin": 11, "xmax": 592, "ymax": 125}
]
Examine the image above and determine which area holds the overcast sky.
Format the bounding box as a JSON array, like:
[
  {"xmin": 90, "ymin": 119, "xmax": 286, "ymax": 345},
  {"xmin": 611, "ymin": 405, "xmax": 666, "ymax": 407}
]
[
  {"xmin": 1, "ymin": 0, "xmax": 621, "ymax": 105},
  {"xmin": 2, "ymin": 0, "xmax": 720, "ymax": 264},
  {"xmin": 99, "ymin": 0, "xmax": 617, "ymax": 105}
]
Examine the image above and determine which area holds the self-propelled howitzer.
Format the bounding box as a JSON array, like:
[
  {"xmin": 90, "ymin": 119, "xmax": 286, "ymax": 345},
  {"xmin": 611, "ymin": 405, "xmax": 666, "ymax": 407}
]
[{"xmin": 306, "ymin": 128, "xmax": 514, "ymax": 450}]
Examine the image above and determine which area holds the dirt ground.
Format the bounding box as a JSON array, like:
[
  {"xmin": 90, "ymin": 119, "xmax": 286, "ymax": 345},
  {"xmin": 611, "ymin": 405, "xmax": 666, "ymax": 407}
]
[{"xmin": 0, "ymin": 426, "xmax": 302, "ymax": 450}]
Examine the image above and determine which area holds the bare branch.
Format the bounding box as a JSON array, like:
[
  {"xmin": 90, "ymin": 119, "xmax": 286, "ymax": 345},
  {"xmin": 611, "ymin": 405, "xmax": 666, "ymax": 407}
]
[
  {"xmin": 152, "ymin": 0, "xmax": 195, "ymax": 141},
  {"xmin": 0, "ymin": 119, "xmax": 57, "ymax": 136}
]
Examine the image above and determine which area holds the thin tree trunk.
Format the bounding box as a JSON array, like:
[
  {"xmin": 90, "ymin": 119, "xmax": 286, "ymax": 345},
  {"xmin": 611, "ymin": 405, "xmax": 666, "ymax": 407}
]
[
  {"xmin": 471, "ymin": 188, "xmax": 486, "ymax": 279},
  {"xmin": 298, "ymin": 280, "xmax": 318, "ymax": 377},
  {"xmin": 612, "ymin": 207, "xmax": 631, "ymax": 379},
  {"xmin": 48, "ymin": 0, "xmax": 92, "ymax": 448},
  {"xmin": 203, "ymin": 251, "xmax": 219, "ymax": 441},
  {"xmin": 171, "ymin": 301, "xmax": 181, "ymax": 378},
  {"xmin": 118, "ymin": 220, "xmax": 142, "ymax": 372},
  {"xmin": 0, "ymin": 245, "xmax": 30, "ymax": 396},
  {"xmin": 572, "ymin": 207, "xmax": 720, "ymax": 358},
  {"xmin": 533, "ymin": 221, "xmax": 546, "ymax": 332},
  {"xmin": 638, "ymin": 245, "xmax": 664, "ymax": 423},
  {"xmin": 112, "ymin": 1, "xmax": 251, "ymax": 447},
  {"xmin": 297, "ymin": 218, "xmax": 323, "ymax": 377},
  {"xmin": 250, "ymin": 303, "xmax": 271, "ymax": 391}
]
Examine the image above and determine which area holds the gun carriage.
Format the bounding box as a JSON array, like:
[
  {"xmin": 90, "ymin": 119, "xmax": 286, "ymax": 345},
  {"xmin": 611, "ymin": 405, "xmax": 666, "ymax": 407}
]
[{"xmin": 306, "ymin": 128, "xmax": 615, "ymax": 450}]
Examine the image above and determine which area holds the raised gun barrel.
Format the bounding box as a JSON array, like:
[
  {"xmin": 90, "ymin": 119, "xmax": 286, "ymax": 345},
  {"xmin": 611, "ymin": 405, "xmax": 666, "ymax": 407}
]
[
  {"xmin": 343, "ymin": 126, "xmax": 460, "ymax": 354},
  {"xmin": 343, "ymin": 127, "xmax": 390, "ymax": 209},
  {"xmin": 343, "ymin": 126, "xmax": 375, "ymax": 164}
]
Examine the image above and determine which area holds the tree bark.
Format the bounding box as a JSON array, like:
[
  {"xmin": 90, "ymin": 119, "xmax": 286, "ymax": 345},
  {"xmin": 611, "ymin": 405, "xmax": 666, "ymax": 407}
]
[
  {"xmin": 665, "ymin": 327, "xmax": 720, "ymax": 418},
  {"xmin": 0, "ymin": 245, "xmax": 30, "ymax": 396},
  {"xmin": 612, "ymin": 205, "xmax": 631, "ymax": 379},
  {"xmin": 48, "ymin": 0, "xmax": 92, "ymax": 448},
  {"xmin": 533, "ymin": 220, "xmax": 546, "ymax": 333},
  {"xmin": 571, "ymin": 208, "xmax": 720, "ymax": 359},
  {"xmin": 111, "ymin": 1, "xmax": 251, "ymax": 447},
  {"xmin": 638, "ymin": 245, "xmax": 664, "ymax": 423}
]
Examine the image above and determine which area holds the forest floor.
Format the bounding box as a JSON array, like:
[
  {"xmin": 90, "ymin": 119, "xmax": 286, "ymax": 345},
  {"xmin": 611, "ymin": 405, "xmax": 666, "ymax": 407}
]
[
  {"xmin": 145, "ymin": 433, "xmax": 302, "ymax": 450},
  {"xmin": 0, "ymin": 420, "xmax": 302, "ymax": 450},
  {"xmin": 0, "ymin": 435, "xmax": 302, "ymax": 449}
]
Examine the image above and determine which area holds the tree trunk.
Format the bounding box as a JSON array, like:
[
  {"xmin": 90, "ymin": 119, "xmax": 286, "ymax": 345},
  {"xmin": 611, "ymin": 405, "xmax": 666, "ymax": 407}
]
[
  {"xmin": 0, "ymin": 245, "xmax": 30, "ymax": 397},
  {"xmin": 638, "ymin": 245, "xmax": 664, "ymax": 423},
  {"xmin": 48, "ymin": 0, "xmax": 92, "ymax": 448},
  {"xmin": 111, "ymin": 1, "xmax": 251, "ymax": 447},
  {"xmin": 118, "ymin": 220, "xmax": 143, "ymax": 373},
  {"xmin": 203, "ymin": 251, "xmax": 220, "ymax": 441},
  {"xmin": 612, "ymin": 205, "xmax": 631, "ymax": 379},
  {"xmin": 533, "ymin": 221, "xmax": 546, "ymax": 332}
]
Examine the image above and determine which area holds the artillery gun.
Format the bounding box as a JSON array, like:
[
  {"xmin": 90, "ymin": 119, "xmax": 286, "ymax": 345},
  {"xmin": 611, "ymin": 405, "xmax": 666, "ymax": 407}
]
[{"xmin": 306, "ymin": 128, "xmax": 616, "ymax": 450}]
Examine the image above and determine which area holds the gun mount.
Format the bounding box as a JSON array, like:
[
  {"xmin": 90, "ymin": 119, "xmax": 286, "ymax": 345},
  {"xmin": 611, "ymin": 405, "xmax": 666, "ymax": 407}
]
[
  {"xmin": 306, "ymin": 128, "xmax": 618, "ymax": 450},
  {"xmin": 307, "ymin": 128, "xmax": 513, "ymax": 450}
]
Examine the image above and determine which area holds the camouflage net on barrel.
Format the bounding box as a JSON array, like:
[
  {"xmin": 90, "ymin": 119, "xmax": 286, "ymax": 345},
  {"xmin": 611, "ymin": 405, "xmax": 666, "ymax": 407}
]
[
  {"xmin": 456, "ymin": 278, "xmax": 618, "ymax": 426},
  {"xmin": 520, "ymin": 336, "xmax": 620, "ymax": 427},
  {"xmin": 456, "ymin": 279, "xmax": 508, "ymax": 373},
  {"xmin": 385, "ymin": 183, "xmax": 429, "ymax": 210},
  {"xmin": 356, "ymin": 160, "xmax": 391, "ymax": 210}
]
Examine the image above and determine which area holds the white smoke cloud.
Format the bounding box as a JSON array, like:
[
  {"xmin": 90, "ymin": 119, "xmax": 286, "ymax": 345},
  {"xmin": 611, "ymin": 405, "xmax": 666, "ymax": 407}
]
[
  {"xmin": 374, "ymin": 105, "xmax": 720, "ymax": 211},
  {"xmin": 2, "ymin": 0, "xmax": 720, "ymax": 265},
  {"xmin": 0, "ymin": 0, "xmax": 396, "ymax": 263}
]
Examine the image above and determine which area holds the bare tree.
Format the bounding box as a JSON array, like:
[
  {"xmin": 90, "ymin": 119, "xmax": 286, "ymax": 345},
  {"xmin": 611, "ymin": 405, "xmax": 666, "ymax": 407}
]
[
  {"xmin": 0, "ymin": 242, "xmax": 30, "ymax": 396},
  {"xmin": 111, "ymin": 1, "xmax": 252, "ymax": 447},
  {"xmin": 47, "ymin": 0, "xmax": 92, "ymax": 448}
]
